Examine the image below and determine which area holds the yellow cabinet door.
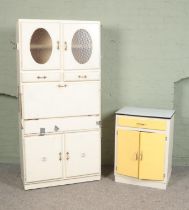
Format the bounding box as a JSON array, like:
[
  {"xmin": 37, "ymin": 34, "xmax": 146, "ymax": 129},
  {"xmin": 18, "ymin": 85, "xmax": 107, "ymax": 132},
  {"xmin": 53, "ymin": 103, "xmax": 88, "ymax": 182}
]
[
  {"xmin": 116, "ymin": 129, "xmax": 139, "ymax": 178},
  {"xmin": 139, "ymin": 132, "xmax": 166, "ymax": 180}
]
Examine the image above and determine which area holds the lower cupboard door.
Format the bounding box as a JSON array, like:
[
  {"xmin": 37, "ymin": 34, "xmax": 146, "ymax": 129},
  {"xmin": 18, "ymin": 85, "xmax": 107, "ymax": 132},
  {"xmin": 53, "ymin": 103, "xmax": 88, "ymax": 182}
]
[
  {"xmin": 65, "ymin": 131, "xmax": 100, "ymax": 178},
  {"xmin": 139, "ymin": 132, "xmax": 166, "ymax": 181},
  {"xmin": 116, "ymin": 129, "xmax": 139, "ymax": 178},
  {"xmin": 24, "ymin": 135, "xmax": 62, "ymax": 183}
]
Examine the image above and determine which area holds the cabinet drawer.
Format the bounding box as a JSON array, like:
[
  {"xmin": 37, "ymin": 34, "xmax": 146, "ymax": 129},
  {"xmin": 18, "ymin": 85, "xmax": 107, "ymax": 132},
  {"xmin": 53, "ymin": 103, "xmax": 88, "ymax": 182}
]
[
  {"xmin": 21, "ymin": 71, "xmax": 61, "ymax": 82},
  {"xmin": 64, "ymin": 70, "xmax": 100, "ymax": 82},
  {"xmin": 24, "ymin": 116, "xmax": 100, "ymax": 135},
  {"xmin": 117, "ymin": 116, "xmax": 167, "ymax": 131}
]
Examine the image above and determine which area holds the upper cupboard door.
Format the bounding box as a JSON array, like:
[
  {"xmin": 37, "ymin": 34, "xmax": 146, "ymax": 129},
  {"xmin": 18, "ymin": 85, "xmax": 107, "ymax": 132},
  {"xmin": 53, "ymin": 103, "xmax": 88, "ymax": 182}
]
[
  {"xmin": 63, "ymin": 23, "xmax": 100, "ymax": 70},
  {"xmin": 20, "ymin": 22, "xmax": 60, "ymax": 70}
]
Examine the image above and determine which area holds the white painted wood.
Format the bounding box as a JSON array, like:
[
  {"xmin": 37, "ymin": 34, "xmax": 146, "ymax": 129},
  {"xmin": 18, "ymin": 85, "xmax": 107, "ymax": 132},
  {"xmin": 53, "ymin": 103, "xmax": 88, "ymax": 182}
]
[
  {"xmin": 22, "ymin": 81, "xmax": 100, "ymax": 119},
  {"xmin": 114, "ymin": 109, "xmax": 174, "ymax": 190},
  {"xmin": 24, "ymin": 135, "xmax": 62, "ymax": 182},
  {"xmin": 18, "ymin": 19, "xmax": 100, "ymax": 24},
  {"xmin": 20, "ymin": 22, "xmax": 60, "ymax": 70},
  {"xmin": 65, "ymin": 131, "xmax": 100, "ymax": 177},
  {"xmin": 116, "ymin": 106, "xmax": 175, "ymax": 119},
  {"xmin": 24, "ymin": 116, "xmax": 100, "ymax": 135},
  {"xmin": 24, "ymin": 175, "xmax": 101, "ymax": 190},
  {"xmin": 63, "ymin": 23, "xmax": 100, "ymax": 70},
  {"xmin": 64, "ymin": 70, "xmax": 100, "ymax": 81},
  {"xmin": 115, "ymin": 175, "xmax": 167, "ymax": 190},
  {"xmin": 21, "ymin": 71, "xmax": 61, "ymax": 82},
  {"xmin": 167, "ymin": 116, "xmax": 174, "ymax": 181},
  {"xmin": 17, "ymin": 19, "xmax": 101, "ymax": 190}
]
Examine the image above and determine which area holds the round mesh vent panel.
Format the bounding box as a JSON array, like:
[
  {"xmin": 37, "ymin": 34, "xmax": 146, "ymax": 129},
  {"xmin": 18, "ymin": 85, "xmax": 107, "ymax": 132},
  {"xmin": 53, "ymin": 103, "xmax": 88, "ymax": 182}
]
[
  {"xmin": 71, "ymin": 29, "xmax": 92, "ymax": 64},
  {"xmin": 30, "ymin": 28, "xmax": 52, "ymax": 64}
]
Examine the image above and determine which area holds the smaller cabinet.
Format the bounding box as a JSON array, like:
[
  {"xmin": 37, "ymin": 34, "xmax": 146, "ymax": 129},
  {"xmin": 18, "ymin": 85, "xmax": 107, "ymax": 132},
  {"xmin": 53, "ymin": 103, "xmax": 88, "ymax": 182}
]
[{"xmin": 115, "ymin": 106, "xmax": 175, "ymax": 190}]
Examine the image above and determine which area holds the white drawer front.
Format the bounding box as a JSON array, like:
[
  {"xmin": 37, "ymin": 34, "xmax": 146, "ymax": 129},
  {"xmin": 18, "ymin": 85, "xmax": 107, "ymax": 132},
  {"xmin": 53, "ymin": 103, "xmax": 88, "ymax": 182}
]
[
  {"xmin": 24, "ymin": 116, "xmax": 100, "ymax": 135},
  {"xmin": 21, "ymin": 71, "xmax": 61, "ymax": 82},
  {"xmin": 64, "ymin": 70, "xmax": 100, "ymax": 82}
]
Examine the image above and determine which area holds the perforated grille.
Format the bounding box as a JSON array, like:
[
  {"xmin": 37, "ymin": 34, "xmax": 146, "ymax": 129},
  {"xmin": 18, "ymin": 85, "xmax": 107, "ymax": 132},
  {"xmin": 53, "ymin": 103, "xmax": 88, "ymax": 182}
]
[{"xmin": 71, "ymin": 29, "xmax": 92, "ymax": 64}]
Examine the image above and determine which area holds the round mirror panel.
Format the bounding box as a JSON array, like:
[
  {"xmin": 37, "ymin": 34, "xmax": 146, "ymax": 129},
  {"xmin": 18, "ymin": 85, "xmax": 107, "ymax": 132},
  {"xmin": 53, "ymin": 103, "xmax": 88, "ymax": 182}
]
[
  {"xmin": 30, "ymin": 28, "xmax": 52, "ymax": 64},
  {"xmin": 71, "ymin": 29, "xmax": 92, "ymax": 64}
]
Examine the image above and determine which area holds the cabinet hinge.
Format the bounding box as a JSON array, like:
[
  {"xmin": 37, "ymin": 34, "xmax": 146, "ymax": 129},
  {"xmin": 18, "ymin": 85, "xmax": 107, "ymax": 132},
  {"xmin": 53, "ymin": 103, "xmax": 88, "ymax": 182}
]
[{"xmin": 96, "ymin": 121, "xmax": 102, "ymax": 127}]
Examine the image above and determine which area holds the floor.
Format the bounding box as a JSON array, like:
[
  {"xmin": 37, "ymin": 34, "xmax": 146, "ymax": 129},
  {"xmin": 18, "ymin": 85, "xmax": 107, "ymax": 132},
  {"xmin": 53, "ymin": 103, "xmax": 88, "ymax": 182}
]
[{"xmin": 0, "ymin": 164, "xmax": 189, "ymax": 210}]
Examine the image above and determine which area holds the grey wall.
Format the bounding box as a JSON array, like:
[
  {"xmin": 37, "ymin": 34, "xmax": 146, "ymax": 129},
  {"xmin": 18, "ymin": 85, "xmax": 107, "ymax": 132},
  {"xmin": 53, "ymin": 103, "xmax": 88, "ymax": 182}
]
[{"xmin": 1, "ymin": 0, "xmax": 189, "ymax": 165}]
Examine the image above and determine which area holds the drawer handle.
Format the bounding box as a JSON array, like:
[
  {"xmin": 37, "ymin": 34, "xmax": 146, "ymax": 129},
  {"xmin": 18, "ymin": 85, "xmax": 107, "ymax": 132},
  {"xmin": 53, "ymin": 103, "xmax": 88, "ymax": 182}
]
[
  {"xmin": 37, "ymin": 76, "xmax": 47, "ymax": 79},
  {"xmin": 78, "ymin": 75, "xmax": 87, "ymax": 79},
  {"xmin": 66, "ymin": 152, "xmax": 70, "ymax": 160},
  {"xmin": 58, "ymin": 84, "xmax": 67, "ymax": 88},
  {"xmin": 59, "ymin": 152, "xmax": 62, "ymax": 161},
  {"xmin": 136, "ymin": 122, "xmax": 145, "ymax": 126}
]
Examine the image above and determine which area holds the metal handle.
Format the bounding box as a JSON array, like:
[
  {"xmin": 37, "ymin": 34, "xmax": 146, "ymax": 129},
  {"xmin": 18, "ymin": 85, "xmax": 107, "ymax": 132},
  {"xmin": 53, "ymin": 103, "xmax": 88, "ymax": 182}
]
[
  {"xmin": 57, "ymin": 41, "xmax": 60, "ymax": 50},
  {"xmin": 59, "ymin": 152, "xmax": 62, "ymax": 161},
  {"xmin": 58, "ymin": 84, "xmax": 67, "ymax": 88},
  {"xmin": 135, "ymin": 152, "xmax": 138, "ymax": 160},
  {"xmin": 140, "ymin": 152, "xmax": 143, "ymax": 161},
  {"xmin": 136, "ymin": 123, "xmax": 145, "ymax": 126},
  {"xmin": 64, "ymin": 41, "xmax": 67, "ymax": 51},
  {"xmin": 37, "ymin": 76, "xmax": 47, "ymax": 79},
  {"xmin": 78, "ymin": 75, "xmax": 87, "ymax": 79},
  {"xmin": 66, "ymin": 152, "xmax": 70, "ymax": 160}
]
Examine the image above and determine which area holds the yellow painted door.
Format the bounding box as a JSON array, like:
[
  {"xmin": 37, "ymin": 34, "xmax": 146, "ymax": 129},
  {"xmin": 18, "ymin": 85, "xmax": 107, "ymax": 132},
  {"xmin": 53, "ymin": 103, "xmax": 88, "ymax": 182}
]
[
  {"xmin": 116, "ymin": 129, "xmax": 139, "ymax": 178},
  {"xmin": 139, "ymin": 132, "xmax": 166, "ymax": 180}
]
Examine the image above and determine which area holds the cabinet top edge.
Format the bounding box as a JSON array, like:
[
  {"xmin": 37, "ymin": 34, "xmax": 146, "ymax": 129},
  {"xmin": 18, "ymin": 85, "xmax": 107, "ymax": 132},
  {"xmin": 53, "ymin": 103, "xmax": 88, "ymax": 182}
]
[
  {"xmin": 116, "ymin": 106, "xmax": 175, "ymax": 119},
  {"xmin": 17, "ymin": 19, "xmax": 101, "ymax": 24}
]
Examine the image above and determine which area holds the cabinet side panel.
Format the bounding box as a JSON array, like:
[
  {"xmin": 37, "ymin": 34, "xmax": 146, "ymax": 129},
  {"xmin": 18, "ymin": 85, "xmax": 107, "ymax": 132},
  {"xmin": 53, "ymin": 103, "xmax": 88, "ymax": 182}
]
[{"xmin": 167, "ymin": 116, "xmax": 174, "ymax": 179}]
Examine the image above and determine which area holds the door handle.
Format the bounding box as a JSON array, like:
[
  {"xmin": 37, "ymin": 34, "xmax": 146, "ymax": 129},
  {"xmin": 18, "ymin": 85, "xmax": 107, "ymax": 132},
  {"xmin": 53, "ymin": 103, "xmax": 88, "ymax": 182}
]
[
  {"xmin": 59, "ymin": 152, "xmax": 62, "ymax": 161},
  {"xmin": 64, "ymin": 41, "xmax": 67, "ymax": 51},
  {"xmin": 140, "ymin": 152, "xmax": 143, "ymax": 161},
  {"xmin": 57, "ymin": 41, "xmax": 60, "ymax": 50},
  {"xmin": 66, "ymin": 152, "xmax": 70, "ymax": 160},
  {"xmin": 135, "ymin": 152, "xmax": 138, "ymax": 160}
]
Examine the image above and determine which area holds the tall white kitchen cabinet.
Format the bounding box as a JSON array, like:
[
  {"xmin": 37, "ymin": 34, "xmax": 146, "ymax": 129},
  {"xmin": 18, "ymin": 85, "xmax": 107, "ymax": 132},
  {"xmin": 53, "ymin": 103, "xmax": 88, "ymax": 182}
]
[{"xmin": 16, "ymin": 19, "xmax": 101, "ymax": 190}]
